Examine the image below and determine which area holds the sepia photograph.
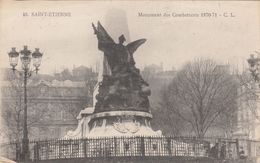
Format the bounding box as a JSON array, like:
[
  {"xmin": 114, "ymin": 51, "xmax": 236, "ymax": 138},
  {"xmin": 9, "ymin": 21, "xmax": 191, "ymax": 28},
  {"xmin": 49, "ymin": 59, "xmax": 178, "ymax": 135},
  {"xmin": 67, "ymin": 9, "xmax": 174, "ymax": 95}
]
[{"xmin": 0, "ymin": 1, "xmax": 259, "ymax": 163}]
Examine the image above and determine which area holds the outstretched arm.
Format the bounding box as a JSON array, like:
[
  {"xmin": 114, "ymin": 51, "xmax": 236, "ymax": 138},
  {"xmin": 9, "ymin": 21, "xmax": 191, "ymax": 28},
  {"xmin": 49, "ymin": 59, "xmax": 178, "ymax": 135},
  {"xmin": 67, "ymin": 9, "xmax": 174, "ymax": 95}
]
[
  {"xmin": 92, "ymin": 22, "xmax": 116, "ymax": 52},
  {"xmin": 92, "ymin": 22, "xmax": 115, "ymax": 44}
]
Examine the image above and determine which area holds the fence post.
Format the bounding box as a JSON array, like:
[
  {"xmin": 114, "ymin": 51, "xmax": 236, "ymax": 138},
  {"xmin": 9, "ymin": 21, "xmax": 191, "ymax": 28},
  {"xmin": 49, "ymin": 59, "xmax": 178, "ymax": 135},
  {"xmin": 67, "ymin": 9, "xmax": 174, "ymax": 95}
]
[
  {"xmin": 236, "ymin": 139, "xmax": 239, "ymax": 158},
  {"xmin": 46, "ymin": 140, "xmax": 50, "ymax": 160},
  {"xmin": 167, "ymin": 137, "xmax": 172, "ymax": 156},
  {"xmin": 247, "ymin": 140, "xmax": 251, "ymax": 158},
  {"xmin": 217, "ymin": 138, "xmax": 221, "ymax": 159},
  {"xmin": 140, "ymin": 136, "xmax": 145, "ymax": 157},
  {"xmin": 58, "ymin": 140, "xmax": 61, "ymax": 159},
  {"xmin": 206, "ymin": 141, "xmax": 210, "ymax": 157},
  {"xmin": 114, "ymin": 137, "xmax": 117, "ymax": 156},
  {"xmin": 69, "ymin": 139, "xmax": 72, "ymax": 158},
  {"xmin": 34, "ymin": 142, "xmax": 39, "ymax": 161},
  {"xmin": 83, "ymin": 138, "xmax": 87, "ymax": 158}
]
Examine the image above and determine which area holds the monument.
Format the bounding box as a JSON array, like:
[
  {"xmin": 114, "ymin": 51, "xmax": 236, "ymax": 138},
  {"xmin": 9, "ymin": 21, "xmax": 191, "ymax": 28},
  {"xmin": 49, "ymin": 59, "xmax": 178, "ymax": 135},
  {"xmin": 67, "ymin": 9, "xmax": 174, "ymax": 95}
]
[{"xmin": 65, "ymin": 22, "xmax": 161, "ymax": 138}]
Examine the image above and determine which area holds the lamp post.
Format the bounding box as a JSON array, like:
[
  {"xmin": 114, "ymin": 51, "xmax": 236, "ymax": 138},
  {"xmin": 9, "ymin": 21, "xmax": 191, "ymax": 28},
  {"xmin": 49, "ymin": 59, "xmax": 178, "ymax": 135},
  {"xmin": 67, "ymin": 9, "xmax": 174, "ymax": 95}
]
[
  {"xmin": 8, "ymin": 46, "xmax": 43, "ymax": 161},
  {"xmin": 247, "ymin": 52, "xmax": 260, "ymax": 82}
]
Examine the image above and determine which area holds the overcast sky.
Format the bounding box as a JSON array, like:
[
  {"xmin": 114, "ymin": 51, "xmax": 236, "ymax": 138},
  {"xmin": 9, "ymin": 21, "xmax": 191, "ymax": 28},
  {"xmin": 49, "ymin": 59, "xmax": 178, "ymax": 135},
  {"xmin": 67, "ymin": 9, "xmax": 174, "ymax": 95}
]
[{"xmin": 0, "ymin": 1, "xmax": 259, "ymax": 75}]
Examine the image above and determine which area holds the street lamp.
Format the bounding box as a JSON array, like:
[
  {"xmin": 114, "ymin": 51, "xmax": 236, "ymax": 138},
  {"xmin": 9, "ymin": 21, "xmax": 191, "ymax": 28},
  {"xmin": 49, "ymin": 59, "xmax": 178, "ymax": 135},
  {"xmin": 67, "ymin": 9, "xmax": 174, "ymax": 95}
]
[
  {"xmin": 247, "ymin": 52, "xmax": 260, "ymax": 82},
  {"xmin": 8, "ymin": 46, "xmax": 43, "ymax": 161}
]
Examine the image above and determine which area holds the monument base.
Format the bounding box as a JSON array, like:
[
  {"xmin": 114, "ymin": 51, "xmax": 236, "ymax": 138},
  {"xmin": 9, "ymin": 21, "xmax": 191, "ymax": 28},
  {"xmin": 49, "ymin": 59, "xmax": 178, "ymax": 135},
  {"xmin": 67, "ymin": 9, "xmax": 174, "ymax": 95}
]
[
  {"xmin": 64, "ymin": 109, "xmax": 161, "ymax": 138},
  {"xmin": 88, "ymin": 111, "xmax": 161, "ymax": 137}
]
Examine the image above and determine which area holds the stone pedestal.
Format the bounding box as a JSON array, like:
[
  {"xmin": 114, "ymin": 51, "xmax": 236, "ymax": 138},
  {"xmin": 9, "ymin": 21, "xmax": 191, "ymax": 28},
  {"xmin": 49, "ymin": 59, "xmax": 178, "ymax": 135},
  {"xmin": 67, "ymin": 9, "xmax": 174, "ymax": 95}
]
[
  {"xmin": 87, "ymin": 111, "xmax": 161, "ymax": 137},
  {"xmin": 65, "ymin": 108, "xmax": 161, "ymax": 138}
]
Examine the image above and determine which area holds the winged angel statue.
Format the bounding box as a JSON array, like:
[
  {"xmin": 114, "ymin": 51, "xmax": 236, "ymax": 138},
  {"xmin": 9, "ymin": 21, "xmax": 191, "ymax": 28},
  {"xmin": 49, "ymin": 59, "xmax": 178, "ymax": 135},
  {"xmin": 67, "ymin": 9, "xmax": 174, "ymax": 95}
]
[{"xmin": 92, "ymin": 22, "xmax": 151, "ymax": 113}]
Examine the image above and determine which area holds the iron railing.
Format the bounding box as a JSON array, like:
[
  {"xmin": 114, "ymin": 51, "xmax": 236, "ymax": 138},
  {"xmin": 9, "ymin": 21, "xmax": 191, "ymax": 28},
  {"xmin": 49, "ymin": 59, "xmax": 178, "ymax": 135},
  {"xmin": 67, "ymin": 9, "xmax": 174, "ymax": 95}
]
[{"xmin": 1, "ymin": 136, "xmax": 260, "ymax": 162}]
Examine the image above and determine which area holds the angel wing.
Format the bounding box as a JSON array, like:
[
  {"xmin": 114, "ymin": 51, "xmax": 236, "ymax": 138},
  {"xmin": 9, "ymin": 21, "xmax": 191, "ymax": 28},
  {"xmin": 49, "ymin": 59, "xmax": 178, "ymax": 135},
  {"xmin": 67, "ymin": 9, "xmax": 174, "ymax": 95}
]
[
  {"xmin": 127, "ymin": 39, "xmax": 146, "ymax": 54},
  {"xmin": 92, "ymin": 21, "xmax": 115, "ymax": 45}
]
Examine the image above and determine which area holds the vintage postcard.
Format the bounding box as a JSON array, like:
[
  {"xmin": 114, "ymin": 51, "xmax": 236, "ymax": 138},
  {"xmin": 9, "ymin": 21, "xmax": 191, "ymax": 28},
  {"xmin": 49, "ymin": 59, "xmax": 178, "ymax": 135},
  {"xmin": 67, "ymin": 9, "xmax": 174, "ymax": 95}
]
[{"xmin": 0, "ymin": 1, "xmax": 259, "ymax": 163}]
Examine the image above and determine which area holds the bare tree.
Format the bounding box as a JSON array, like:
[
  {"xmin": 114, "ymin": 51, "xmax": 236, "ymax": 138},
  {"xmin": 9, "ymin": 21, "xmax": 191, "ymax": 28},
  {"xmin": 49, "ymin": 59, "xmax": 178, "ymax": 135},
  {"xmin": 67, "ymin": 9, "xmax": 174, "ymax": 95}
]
[
  {"xmin": 1, "ymin": 70, "xmax": 46, "ymax": 142},
  {"xmin": 1, "ymin": 71, "xmax": 24, "ymax": 142},
  {"xmin": 154, "ymin": 87, "xmax": 188, "ymax": 136},
  {"xmin": 159, "ymin": 59, "xmax": 238, "ymax": 138}
]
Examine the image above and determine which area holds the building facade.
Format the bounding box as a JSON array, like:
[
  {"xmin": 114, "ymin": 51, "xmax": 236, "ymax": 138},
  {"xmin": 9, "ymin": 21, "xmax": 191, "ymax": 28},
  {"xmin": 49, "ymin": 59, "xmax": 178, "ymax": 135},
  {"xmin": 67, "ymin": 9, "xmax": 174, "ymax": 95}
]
[
  {"xmin": 234, "ymin": 82, "xmax": 260, "ymax": 140},
  {"xmin": 0, "ymin": 67, "xmax": 96, "ymax": 141}
]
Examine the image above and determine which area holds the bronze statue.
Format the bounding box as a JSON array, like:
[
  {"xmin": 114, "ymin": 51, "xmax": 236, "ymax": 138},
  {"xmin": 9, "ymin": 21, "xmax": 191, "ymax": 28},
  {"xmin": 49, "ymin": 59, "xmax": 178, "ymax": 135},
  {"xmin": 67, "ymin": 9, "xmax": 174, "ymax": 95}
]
[{"xmin": 92, "ymin": 22, "xmax": 151, "ymax": 113}]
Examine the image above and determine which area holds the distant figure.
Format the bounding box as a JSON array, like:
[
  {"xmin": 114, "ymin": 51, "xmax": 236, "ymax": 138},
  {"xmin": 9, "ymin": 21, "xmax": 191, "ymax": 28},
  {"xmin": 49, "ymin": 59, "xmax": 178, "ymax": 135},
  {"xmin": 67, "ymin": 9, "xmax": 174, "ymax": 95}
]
[
  {"xmin": 227, "ymin": 145, "xmax": 233, "ymax": 159},
  {"xmin": 209, "ymin": 143, "xmax": 219, "ymax": 158},
  {"xmin": 220, "ymin": 143, "xmax": 226, "ymax": 159},
  {"xmin": 239, "ymin": 147, "xmax": 246, "ymax": 159},
  {"xmin": 16, "ymin": 143, "xmax": 21, "ymax": 161}
]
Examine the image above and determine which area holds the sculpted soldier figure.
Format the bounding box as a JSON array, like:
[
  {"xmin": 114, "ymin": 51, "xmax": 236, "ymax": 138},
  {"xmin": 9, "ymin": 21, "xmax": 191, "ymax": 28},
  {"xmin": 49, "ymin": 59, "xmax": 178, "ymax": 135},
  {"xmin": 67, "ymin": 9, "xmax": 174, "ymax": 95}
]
[{"xmin": 92, "ymin": 22, "xmax": 151, "ymax": 113}]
